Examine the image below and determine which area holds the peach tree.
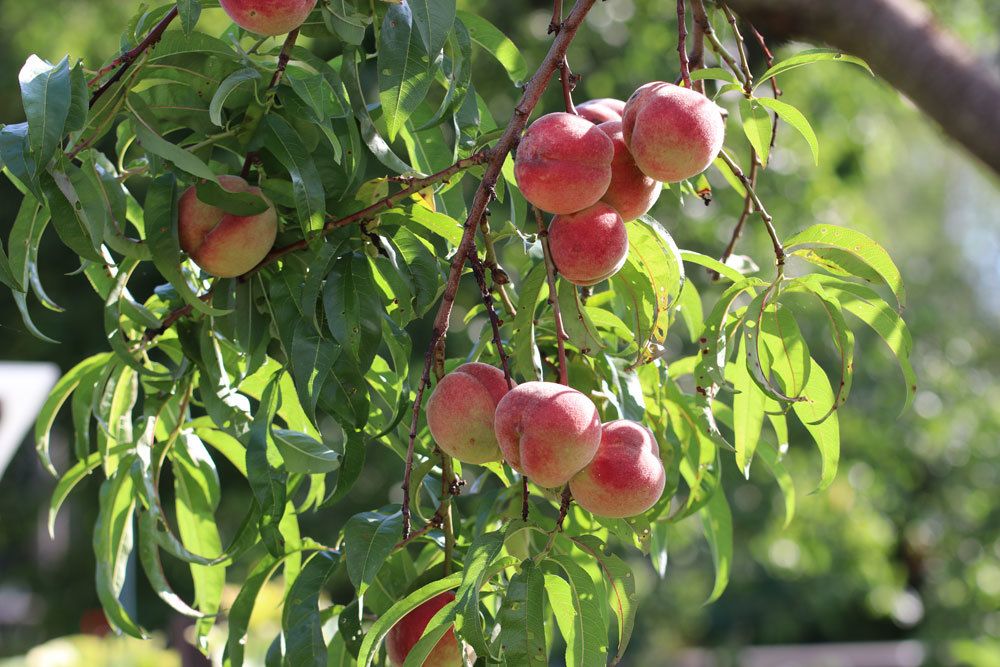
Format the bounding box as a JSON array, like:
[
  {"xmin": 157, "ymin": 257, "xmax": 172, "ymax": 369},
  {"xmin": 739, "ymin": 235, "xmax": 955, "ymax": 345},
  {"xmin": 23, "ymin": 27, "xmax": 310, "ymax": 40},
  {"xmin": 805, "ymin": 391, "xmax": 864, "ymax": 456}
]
[{"xmin": 0, "ymin": 0, "xmax": 915, "ymax": 664}]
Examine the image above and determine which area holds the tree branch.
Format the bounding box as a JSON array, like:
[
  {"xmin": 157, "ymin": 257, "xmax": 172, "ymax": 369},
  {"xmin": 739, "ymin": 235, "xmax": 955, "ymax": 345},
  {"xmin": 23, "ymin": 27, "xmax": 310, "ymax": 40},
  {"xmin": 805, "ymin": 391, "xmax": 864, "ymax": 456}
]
[
  {"xmin": 718, "ymin": 149, "xmax": 784, "ymax": 267},
  {"xmin": 401, "ymin": 0, "xmax": 601, "ymax": 539},
  {"xmin": 725, "ymin": 0, "xmax": 1000, "ymax": 178},
  {"xmin": 89, "ymin": 7, "xmax": 179, "ymax": 107},
  {"xmin": 677, "ymin": 0, "xmax": 692, "ymax": 88}
]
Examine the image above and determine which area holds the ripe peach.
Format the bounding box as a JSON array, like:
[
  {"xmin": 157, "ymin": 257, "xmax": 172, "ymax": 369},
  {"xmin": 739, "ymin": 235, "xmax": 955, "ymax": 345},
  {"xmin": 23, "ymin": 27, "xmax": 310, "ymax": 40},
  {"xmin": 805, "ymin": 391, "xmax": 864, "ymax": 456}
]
[
  {"xmin": 514, "ymin": 112, "xmax": 613, "ymax": 214},
  {"xmin": 178, "ymin": 175, "xmax": 277, "ymax": 278},
  {"xmin": 219, "ymin": 0, "xmax": 317, "ymax": 36},
  {"xmin": 570, "ymin": 420, "xmax": 666, "ymax": 518},
  {"xmin": 385, "ymin": 592, "xmax": 463, "ymax": 667},
  {"xmin": 621, "ymin": 82, "xmax": 725, "ymax": 183},
  {"xmin": 596, "ymin": 120, "xmax": 660, "ymax": 222},
  {"xmin": 548, "ymin": 203, "xmax": 628, "ymax": 286},
  {"xmin": 426, "ymin": 363, "xmax": 513, "ymax": 464},
  {"xmin": 494, "ymin": 381, "xmax": 602, "ymax": 488},
  {"xmin": 576, "ymin": 98, "xmax": 626, "ymax": 124}
]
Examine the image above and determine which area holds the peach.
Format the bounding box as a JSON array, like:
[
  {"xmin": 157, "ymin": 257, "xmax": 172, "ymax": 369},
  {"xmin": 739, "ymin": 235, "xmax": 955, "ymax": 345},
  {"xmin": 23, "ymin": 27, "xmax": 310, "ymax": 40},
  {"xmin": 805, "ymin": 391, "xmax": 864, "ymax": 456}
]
[
  {"xmin": 426, "ymin": 363, "xmax": 513, "ymax": 464},
  {"xmin": 576, "ymin": 98, "xmax": 626, "ymax": 124},
  {"xmin": 547, "ymin": 203, "xmax": 628, "ymax": 287},
  {"xmin": 494, "ymin": 382, "xmax": 602, "ymax": 488},
  {"xmin": 570, "ymin": 420, "xmax": 666, "ymax": 518},
  {"xmin": 596, "ymin": 120, "xmax": 660, "ymax": 222},
  {"xmin": 514, "ymin": 112, "xmax": 613, "ymax": 214},
  {"xmin": 621, "ymin": 82, "xmax": 725, "ymax": 183},
  {"xmin": 219, "ymin": 0, "xmax": 317, "ymax": 36},
  {"xmin": 385, "ymin": 592, "xmax": 463, "ymax": 667},
  {"xmin": 178, "ymin": 175, "xmax": 277, "ymax": 278}
]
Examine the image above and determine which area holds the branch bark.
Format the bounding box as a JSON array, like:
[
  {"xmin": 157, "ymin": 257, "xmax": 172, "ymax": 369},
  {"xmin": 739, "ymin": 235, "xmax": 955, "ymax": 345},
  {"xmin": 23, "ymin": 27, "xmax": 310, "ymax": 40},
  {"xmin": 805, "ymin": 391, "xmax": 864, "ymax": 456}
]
[{"xmin": 725, "ymin": 0, "xmax": 1000, "ymax": 178}]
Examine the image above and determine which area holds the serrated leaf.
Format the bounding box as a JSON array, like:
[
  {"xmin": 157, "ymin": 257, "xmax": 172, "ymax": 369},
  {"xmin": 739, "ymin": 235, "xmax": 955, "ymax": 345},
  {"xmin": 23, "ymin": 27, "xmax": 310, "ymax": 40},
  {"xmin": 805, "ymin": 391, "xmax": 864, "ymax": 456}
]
[
  {"xmin": 323, "ymin": 253, "xmax": 383, "ymax": 368},
  {"xmin": 743, "ymin": 286, "xmax": 803, "ymax": 403},
  {"xmin": 690, "ymin": 67, "xmax": 741, "ymax": 84},
  {"xmin": 785, "ymin": 224, "xmax": 906, "ymax": 308},
  {"xmin": 19, "ymin": 55, "xmax": 71, "ymax": 167},
  {"xmin": 512, "ymin": 261, "xmax": 546, "ymax": 381},
  {"xmin": 283, "ymin": 552, "xmax": 339, "ymax": 667},
  {"xmin": 699, "ymin": 488, "xmax": 732, "ymax": 604},
  {"xmin": 570, "ymin": 536, "xmax": 637, "ymax": 664},
  {"xmin": 496, "ymin": 560, "xmax": 547, "ymax": 665},
  {"xmin": 728, "ymin": 336, "xmax": 765, "ymax": 477},
  {"xmin": 625, "ymin": 216, "xmax": 685, "ymax": 364},
  {"xmin": 341, "ymin": 48, "xmax": 413, "ymax": 173},
  {"xmin": 176, "ymin": 0, "xmax": 201, "ymax": 34},
  {"xmin": 402, "ymin": 602, "xmax": 456, "ymax": 667},
  {"xmin": 49, "ymin": 449, "xmax": 105, "ymax": 536},
  {"xmin": 739, "ymin": 97, "xmax": 772, "ymax": 166},
  {"xmin": 224, "ymin": 555, "xmax": 281, "ymax": 667},
  {"xmin": 39, "ymin": 167, "xmax": 103, "ymax": 262},
  {"xmin": 456, "ymin": 11, "xmax": 528, "ymax": 84},
  {"xmin": 378, "ymin": 2, "xmax": 434, "ymax": 141},
  {"xmin": 757, "ymin": 441, "xmax": 796, "ymax": 527},
  {"xmin": 411, "ymin": 0, "xmax": 455, "ymax": 57},
  {"xmin": 546, "ymin": 556, "xmax": 608, "ymax": 667},
  {"xmin": 757, "ymin": 97, "xmax": 819, "ymax": 164},
  {"xmin": 264, "ymin": 114, "xmax": 325, "ymax": 233},
  {"xmin": 344, "ymin": 507, "xmax": 403, "ymax": 594},
  {"xmin": 272, "ymin": 429, "xmax": 339, "ymax": 473},
  {"xmin": 755, "ymin": 48, "xmax": 873, "ymax": 87}
]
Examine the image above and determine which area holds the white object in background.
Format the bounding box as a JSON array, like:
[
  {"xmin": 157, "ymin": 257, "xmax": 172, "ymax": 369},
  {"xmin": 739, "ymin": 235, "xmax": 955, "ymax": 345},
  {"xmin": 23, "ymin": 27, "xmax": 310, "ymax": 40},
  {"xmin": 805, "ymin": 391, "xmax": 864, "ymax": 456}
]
[{"xmin": 0, "ymin": 362, "xmax": 60, "ymax": 480}]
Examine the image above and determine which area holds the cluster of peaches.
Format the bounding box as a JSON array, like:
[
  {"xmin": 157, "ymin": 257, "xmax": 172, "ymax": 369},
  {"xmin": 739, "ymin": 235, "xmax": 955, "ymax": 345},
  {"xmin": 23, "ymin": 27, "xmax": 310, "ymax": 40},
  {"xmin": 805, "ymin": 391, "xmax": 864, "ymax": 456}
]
[
  {"xmin": 516, "ymin": 83, "xmax": 725, "ymax": 286},
  {"xmin": 426, "ymin": 363, "xmax": 666, "ymax": 520}
]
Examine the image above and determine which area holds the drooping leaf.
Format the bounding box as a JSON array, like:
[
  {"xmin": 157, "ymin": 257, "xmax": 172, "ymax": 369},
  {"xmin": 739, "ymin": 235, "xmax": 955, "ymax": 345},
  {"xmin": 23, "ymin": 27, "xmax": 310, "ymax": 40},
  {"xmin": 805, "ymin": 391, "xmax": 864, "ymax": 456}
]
[
  {"xmin": 570, "ymin": 536, "xmax": 637, "ymax": 664},
  {"xmin": 496, "ymin": 559, "xmax": 547, "ymax": 665},
  {"xmin": 699, "ymin": 487, "xmax": 732, "ymax": 604},
  {"xmin": 547, "ymin": 556, "xmax": 609, "ymax": 667},
  {"xmin": 19, "ymin": 55, "xmax": 72, "ymax": 167},
  {"xmin": 739, "ymin": 97, "xmax": 772, "ymax": 166},
  {"xmin": 757, "ymin": 97, "xmax": 819, "ymax": 164},
  {"xmin": 455, "ymin": 11, "xmax": 528, "ymax": 84},
  {"xmin": 378, "ymin": 1, "xmax": 435, "ymax": 141},
  {"xmin": 272, "ymin": 429, "xmax": 339, "ymax": 473},
  {"xmin": 282, "ymin": 552, "xmax": 340, "ymax": 667},
  {"xmin": 755, "ymin": 48, "xmax": 873, "ymax": 87},
  {"xmin": 264, "ymin": 114, "xmax": 326, "ymax": 233},
  {"xmin": 343, "ymin": 507, "xmax": 403, "ymax": 595}
]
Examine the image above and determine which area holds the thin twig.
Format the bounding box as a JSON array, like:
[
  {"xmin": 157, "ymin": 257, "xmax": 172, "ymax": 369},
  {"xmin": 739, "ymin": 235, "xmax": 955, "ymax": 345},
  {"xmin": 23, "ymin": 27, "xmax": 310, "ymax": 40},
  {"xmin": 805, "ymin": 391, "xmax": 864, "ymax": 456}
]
[
  {"xmin": 401, "ymin": 0, "xmax": 600, "ymax": 539},
  {"xmin": 469, "ymin": 252, "xmax": 514, "ymax": 389},
  {"xmin": 522, "ymin": 477, "xmax": 530, "ymax": 522},
  {"xmin": 688, "ymin": 0, "xmax": 709, "ymax": 94},
  {"xmin": 722, "ymin": 3, "xmax": 754, "ymax": 94},
  {"xmin": 479, "ymin": 216, "xmax": 517, "ymax": 318},
  {"xmin": 439, "ymin": 450, "xmax": 456, "ymax": 574},
  {"xmin": 701, "ymin": 16, "xmax": 746, "ymax": 86},
  {"xmin": 558, "ymin": 56, "xmax": 578, "ymax": 114},
  {"xmin": 718, "ymin": 149, "xmax": 783, "ymax": 266},
  {"xmin": 548, "ymin": 0, "xmax": 564, "ymax": 34},
  {"xmin": 555, "ymin": 486, "xmax": 573, "ymax": 529},
  {"xmin": 677, "ymin": 0, "xmax": 692, "ymax": 88},
  {"xmin": 749, "ymin": 23, "xmax": 782, "ymax": 153},
  {"xmin": 240, "ymin": 29, "xmax": 300, "ymax": 177},
  {"xmin": 89, "ymin": 7, "xmax": 179, "ymax": 107},
  {"xmin": 141, "ymin": 291, "xmax": 214, "ymax": 343},
  {"xmin": 712, "ymin": 153, "xmax": 758, "ymax": 280},
  {"xmin": 534, "ymin": 207, "xmax": 569, "ymax": 386}
]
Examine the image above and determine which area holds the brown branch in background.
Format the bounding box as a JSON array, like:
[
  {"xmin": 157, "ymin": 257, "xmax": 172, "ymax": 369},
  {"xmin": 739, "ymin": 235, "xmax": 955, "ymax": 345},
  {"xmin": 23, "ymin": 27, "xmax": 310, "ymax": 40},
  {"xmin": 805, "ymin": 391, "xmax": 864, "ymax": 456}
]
[
  {"xmin": 88, "ymin": 6, "xmax": 179, "ymax": 106},
  {"xmin": 479, "ymin": 216, "xmax": 517, "ymax": 318},
  {"xmin": 548, "ymin": 0, "xmax": 564, "ymax": 34},
  {"xmin": 402, "ymin": 0, "xmax": 600, "ymax": 539},
  {"xmin": 558, "ymin": 56, "xmax": 578, "ymax": 114},
  {"xmin": 688, "ymin": 0, "xmax": 709, "ymax": 94},
  {"xmin": 470, "ymin": 252, "xmax": 515, "ymax": 389},
  {"xmin": 534, "ymin": 207, "xmax": 569, "ymax": 386},
  {"xmin": 718, "ymin": 149, "xmax": 784, "ymax": 267},
  {"xmin": 249, "ymin": 150, "xmax": 490, "ymax": 275},
  {"xmin": 676, "ymin": 0, "xmax": 692, "ymax": 88},
  {"xmin": 712, "ymin": 153, "xmax": 759, "ymax": 280}
]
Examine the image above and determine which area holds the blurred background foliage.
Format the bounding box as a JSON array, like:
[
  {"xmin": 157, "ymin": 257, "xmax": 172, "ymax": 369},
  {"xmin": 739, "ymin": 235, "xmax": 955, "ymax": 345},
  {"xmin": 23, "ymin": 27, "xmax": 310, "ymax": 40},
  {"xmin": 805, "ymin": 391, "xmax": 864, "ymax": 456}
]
[{"xmin": 1, "ymin": 0, "xmax": 1000, "ymax": 664}]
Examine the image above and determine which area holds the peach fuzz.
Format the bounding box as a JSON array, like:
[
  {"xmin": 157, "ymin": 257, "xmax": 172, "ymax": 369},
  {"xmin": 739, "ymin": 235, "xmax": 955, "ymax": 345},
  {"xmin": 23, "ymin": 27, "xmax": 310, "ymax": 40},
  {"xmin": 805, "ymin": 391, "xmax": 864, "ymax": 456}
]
[
  {"xmin": 576, "ymin": 98, "xmax": 626, "ymax": 124},
  {"xmin": 570, "ymin": 420, "xmax": 666, "ymax": 518},
  {"xmin": 219, "ymin": 0, "xmax": 317, "ymax": 36},
  {"xmin": 513, "ymin": 112, "xmax": 614, "ymax": 214},
  {"xmin": 548, "ymin": 203, "xmax": 629, "ymax": 287},
  {"xmin": 597, "ymin": 120, "xmax": 661, "ymax": 222},
  {"xmin": 622, "ymin": 82, "xmax": 725, "ymax": 183},
  {"xmin": 385, "ymin": 592, "xmax": 463, "ymax": 667},
  {"xmin": 494, "ymin": 381, "xmax": 602, "ymax": 488},
  {"xmin": 178, "ymin": 175, "xmax": 277, "ymax": 278},
  {"xmin": 426, "ymin": 363, "xmax": 513, "ymax": 464}
]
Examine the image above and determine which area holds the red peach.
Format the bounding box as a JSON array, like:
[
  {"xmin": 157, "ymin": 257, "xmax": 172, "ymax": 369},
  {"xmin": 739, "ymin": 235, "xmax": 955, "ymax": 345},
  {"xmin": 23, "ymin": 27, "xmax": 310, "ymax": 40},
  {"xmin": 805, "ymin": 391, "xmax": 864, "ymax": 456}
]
[
  {"xmin": 426, "ymin": 363, "xmax": 513, "ymax": 464},
  {"xmin": 514, "ymin": 112, "xmax": 614, "ymax": 214},
  {"xmin": 494, "ymin": 381, "xmax": 602, "ymax": 488},
  {"xmin": 596, "ymin": 120, "xmax": 661, "ymax": 222},
  {"xmin": 570, "ymin": 420, "xmax": 666, "ymax": 518},
  {"xmin": 576, "ymin": 98, "xmax": 626, "ymax": 124},
  {"xmin": 219, "ymin": 0, "xmax": 317, "ymax": 36},
  {"xmin": 385, "ymin": 592, "xmax": 463, "ymax": 667},
  {"xmin": 621, "ymin": 82, "xmax": 725, "ymax": 182},
  {"xmin": 548, "ymin": 203, "xmax": 629, "ymax": 287},
  {"xmin": 178, "ymin": 175, "xmax": 277, "ymax": 278}
]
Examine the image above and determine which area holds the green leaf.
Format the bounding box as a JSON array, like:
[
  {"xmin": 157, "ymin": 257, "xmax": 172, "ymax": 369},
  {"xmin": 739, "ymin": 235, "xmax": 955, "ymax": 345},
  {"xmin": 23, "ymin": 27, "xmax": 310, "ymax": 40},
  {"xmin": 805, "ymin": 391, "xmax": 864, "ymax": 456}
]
[
  {"xmin": 144, "ymin": 173, "xmax": 228, "ymax": 316},
  {"xmin": 511, "ymin": 262, "xmax": 546, "ymax": 381},
  {"xmin": 93, "ymin": 462, "xmax": 146, "ymax": 638},
  {"xmin": 496, "ymin": 560, "xmax": 547, "ymax": 665},
  {"xmin": 402, "ymin": 603, "xmax": 456, "ymax": 667},
  {"xmin": 38, "ymin": 167, "xmax": 103, "ymax": 262},
  {"xmin": 209, "ymin": 67, "xmax": 261, "ymax": 127},
  {"xmin": 49, "ymin": 449, "xmax": 105, "ymax": 536},
  {"xmin": 324, "ymin": 0, "xmax": 370, "ymax": 44},
  {"xmin": 712, "ymin": 155, "xmax": 747, "ymax": 198},
  {"xmin": 400, "ymin": 207, "xmax": 464, "ymax": 247},
  {"xmin": 246, "ymin": 377, "xmax": 288, "ymax": 554},
  {"xmin": 690, "ymin": 67, "xmax": 741, "ymax": 84},
  {"xmin": 378, "ymin": 1, "xmax": 435, "ymax": 141},
  {"xmin": 65, "ymin": 61, "xmax": 89, "ymax": 135},
  {"xmin": 195, "ymin": 179, "xmax": 269, "ymax": 216},
  {"xmin": 131, "ymin": 112, "xmax": 218, "ymax": 181},
  {"xmin": 699, "ymin": 488, "xmax": 732, "ymax": 604},
  {"xmin": 19, "ymin": 55, "xmax": 72, "ymax": 167},
  {"xmin": 176, "ymin": 0, "xmax": 201, "ymax": 34},
  {"xmin": 411, "ymin": 0, "xmax": 456, "ymax": 57},
  {"xmin": 558, "ymin": 279, "xmax": 606, "ymax": 354},
  {"xmin": 755, "ymin": 48, "xmax": 873, "ymax": 88},
  {"xmin": 739, "ymin": 97, "xmax": 772, "ymax": 166},
  {"xmin": 224, "ymin": 555, "xmax": 281, "ymax": 667},
  {"xmin": 546, "ymin": 556, "xmax": 609, "ymax": 667},
  {"xmin": 137, "ymin": 511, "xmax": 203, "ymax": 618},
  {"xmin": 728, "ymin": 337, "xmax": 765, "ymax": 477},
  {"xmin": 7, "ymin": 195, "xmax": 48, "ymax": 294},
  {"xmin": 283, "ymin": 552, "xmax": 339, "ymax": 667},
  {"xmin": 343, "ymin": 507, "xmax": 403, "ymax": 594},
  {"xmin": 263, "ymin": 114, "xmax": 325, "ymax": 233},
  {"xmin": 743, "ymin": 286, "xmax": 803, "ymax": 403},
  {"xmin": 570, "ymin": 536, "xmax": 637, "ymax": 664},
  {"xmin": 757, "ymin": 97, "xmax": 819, "ymax": 164},
  {"xmin": 756, "ymin": 441, "xmax": 796, "ymax": 528},
  {"xmin": 456, "ymin": 11, "xmax": 528, "ymax": 84},
  {"xmin": 272, "ymin": 429, "xmax": 339, "ymax": 473},
  {"xmin": 625, "ymin": 216, "xmax": 685, "ymax": 365},
  {"xmin": 341, "ymin": 48, "xmax": 413, "ymax": 173},
  {"xmin": 785, "ymin": 224, "xmax": 906, "ymax": 308},
  {"xmin": 35, "ymin": 353, "xmax": 113, "ymax": 476},
  {"xmin": 323, "ymin": 252, "xmax": 383, "ymax": 368},
  {"xmin": 790, "ymin": 356, "xmax": 841, "ymax": 492},
  {"xmin": 0, "ymin": 123, "xmax": 40, "ymax": 194}
]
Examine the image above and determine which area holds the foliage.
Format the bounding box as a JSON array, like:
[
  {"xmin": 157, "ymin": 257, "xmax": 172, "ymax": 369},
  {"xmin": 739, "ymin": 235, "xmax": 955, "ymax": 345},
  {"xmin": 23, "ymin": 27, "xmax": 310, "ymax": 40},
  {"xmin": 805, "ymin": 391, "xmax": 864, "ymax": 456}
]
[{"xmin": 0, "ymin": 0, "xmax": 916, "ymax": 664}]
